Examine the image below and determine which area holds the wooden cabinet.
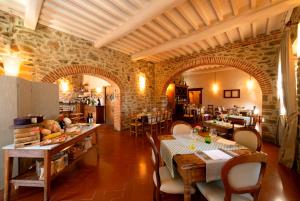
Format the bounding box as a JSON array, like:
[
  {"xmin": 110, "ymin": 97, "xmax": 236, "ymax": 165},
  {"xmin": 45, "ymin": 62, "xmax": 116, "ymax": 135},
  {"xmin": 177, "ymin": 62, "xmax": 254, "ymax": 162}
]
[
  {"xmin": 84, "ymin": 105, "xmax": 105, "ymax": 123},
  {"xmin": 166, "ymin": 84, "xmax": 188, "ymax": 119}
]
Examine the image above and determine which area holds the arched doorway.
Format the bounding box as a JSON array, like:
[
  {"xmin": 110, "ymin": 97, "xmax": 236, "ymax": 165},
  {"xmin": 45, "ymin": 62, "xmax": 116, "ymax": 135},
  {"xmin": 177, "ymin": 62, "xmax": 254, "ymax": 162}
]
[
  {"xmin": 161, "ymin": 57, "xmax": 272, "ymax": 95},
  {"xmin": 158, "ymin": 56, "xmax": 275, "ymax": 139},
  {"xmin": 41, "ymin": 65, "xmax": 123, "ymax": 131}
]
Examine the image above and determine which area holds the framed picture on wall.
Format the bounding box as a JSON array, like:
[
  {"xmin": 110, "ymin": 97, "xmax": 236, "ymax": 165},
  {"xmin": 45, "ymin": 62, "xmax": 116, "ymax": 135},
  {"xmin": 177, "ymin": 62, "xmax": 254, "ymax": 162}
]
[{"xmin": 224, "ymin": 89, "xmax": 240, "ymax": 98}]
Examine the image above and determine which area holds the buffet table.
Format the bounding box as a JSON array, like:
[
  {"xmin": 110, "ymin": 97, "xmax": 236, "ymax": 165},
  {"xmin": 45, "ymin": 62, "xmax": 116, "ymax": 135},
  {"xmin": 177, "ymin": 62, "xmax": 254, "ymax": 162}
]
[{"xmin": 2, "ymin": 124, "xmax": 100, "ymax": 201}]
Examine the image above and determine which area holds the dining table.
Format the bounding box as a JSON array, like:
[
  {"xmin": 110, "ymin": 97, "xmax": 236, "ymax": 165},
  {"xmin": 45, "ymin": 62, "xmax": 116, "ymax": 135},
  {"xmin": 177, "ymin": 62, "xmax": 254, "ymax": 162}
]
[
  {"xmin": 158, "ymin": 134, "xmax": 252, "ymax": 201},
  {"xmin": 203, "ymin": 120, "xmax": 244, "ymax": 135}
]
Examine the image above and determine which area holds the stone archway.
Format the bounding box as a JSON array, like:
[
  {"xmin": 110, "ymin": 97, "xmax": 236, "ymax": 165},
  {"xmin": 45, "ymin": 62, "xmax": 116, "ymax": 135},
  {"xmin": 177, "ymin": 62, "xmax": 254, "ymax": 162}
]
[
  {"xmin": 158, "ymin": 56, "xmax": 275, "ymax": 140},
  {"xmin": 161, "ymin": 56, "xmax": 272, "ymax": 96},
  {"xmin": 41, "ymin": 65, "xmax": 123, "ymax": 131}
]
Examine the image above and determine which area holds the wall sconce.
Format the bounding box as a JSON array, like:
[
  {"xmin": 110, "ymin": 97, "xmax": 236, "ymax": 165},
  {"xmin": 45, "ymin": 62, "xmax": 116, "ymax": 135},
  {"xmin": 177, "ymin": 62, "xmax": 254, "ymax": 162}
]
[
  {"xmin": 2, "ymin": 55, "xmax": 21, "ymax": 77},
  {"xmin": 60, "ymin": 79, "xmax": 69, "ymax": 93},
  {"xmin": 212, "ymin": 72, "xmax": 218, "ymax": 94},
  {"xmin": 139, "ymin": 74, "xmax": 146, "ymax": 92},
  {"xmin": 247, "ymin": 76, "xmax": 254, "ymax": 90}
]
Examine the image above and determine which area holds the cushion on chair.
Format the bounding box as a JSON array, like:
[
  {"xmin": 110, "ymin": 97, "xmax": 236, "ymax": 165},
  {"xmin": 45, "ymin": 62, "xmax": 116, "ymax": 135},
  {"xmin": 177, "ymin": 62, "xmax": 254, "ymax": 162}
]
[
  {"xmin": 234, "ymin": 131, "xmax": 258, "ymax": 151},
  {"xmin": 228, "ymin": 163, "xmax": 261, "ymax": 189},
  {"xmin": 196, "ymin": 181, "xmax": 253, "ymax": 201},
  {"xmin": 153, "ymin": 166, "xmax": 195, "ymax": 194},
  {"xmin": 173, "ymin": 124, "xmax": 192, "ymax": 136}
]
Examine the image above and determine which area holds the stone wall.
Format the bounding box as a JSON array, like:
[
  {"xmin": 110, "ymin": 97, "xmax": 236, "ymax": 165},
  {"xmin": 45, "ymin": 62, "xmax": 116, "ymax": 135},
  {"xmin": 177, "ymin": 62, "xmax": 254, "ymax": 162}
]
[
  {"xmin": 154, "ymin": 32, "xmax": 282, "ymax": 142},
  {"xmin": 0, "ymin": 10, "xmax": 155, "ymax": 130}
]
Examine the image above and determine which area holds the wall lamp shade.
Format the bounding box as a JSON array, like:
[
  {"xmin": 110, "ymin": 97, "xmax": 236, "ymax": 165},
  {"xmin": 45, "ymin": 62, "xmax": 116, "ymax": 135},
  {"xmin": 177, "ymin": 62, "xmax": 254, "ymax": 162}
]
[
  {"xmin": 60, "ymin": 80, "xmax": 69, "ymax": 93},
  {"xmin": 212, "ymin": 83, "xmax": 218, "ymax": 94},
  {"xmin": 247, "ymin": 77, "xmax": 254, "ymax": 90},
  {"xmin": 2, "ymin": 55, "xmax": 21, "ymax": 76},
  {"xmin": 139, "ymin": 74, "xmax": 146, "ymax": 91}
]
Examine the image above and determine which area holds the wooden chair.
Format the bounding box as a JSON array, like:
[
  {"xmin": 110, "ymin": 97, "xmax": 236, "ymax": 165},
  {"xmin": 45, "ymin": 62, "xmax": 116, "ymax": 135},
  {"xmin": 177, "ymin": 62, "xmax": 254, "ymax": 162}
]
[
  {"xmin": 183, "ymin": 107, "xmax": 196, "ymax": 124},
  {"xmin": 196, "ymin": 152, "xmax": 268, "ymax": 201},
  {"xmin": 233, "ymin": 127, "xmax": 262, "ymax": 151},
  {"xmin": 146, "ymin": 133, "xmax": 195, "ymax": 201},
  {"xmin": 129, "ymin": 114, "xmax": 143, "ymax": 137},
  {"xmin": 171, "ymin": 121, "xmax": 192, "ymax": 138},
  {"xmin": 207, "ymin": 105, "xmax": 214, "ymax": 115},
  {"xmin": 166, "ymin": 110, "xmax": 173, "ymax": 131},
  {"xmin": 146, "ymin": 113, "xmax": 158, "ymax": 136},
  {"xmin": 158, "ymin": 110, "xmax": 168, "ymax": 134}
]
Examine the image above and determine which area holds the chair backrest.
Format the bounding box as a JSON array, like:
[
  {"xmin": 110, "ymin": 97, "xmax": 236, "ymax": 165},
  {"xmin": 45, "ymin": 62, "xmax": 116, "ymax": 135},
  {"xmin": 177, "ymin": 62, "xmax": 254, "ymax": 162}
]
[
  {"xmin": 228, "ymin": 117, "xmax": 245, "ymax": 126},
  {"xmin": 146, "ymin": 132, "xmax": 161, "ymax": 188},
  {"xmin": 202, "ymin": 114, "xmax": 213, "ymax": 121},
  {"xmin": 147, "ymin": 113, "xmax": 157, "ymax": 124},
  {"xmin": 171, "ymin": 121, "xmax": 192, "ymax": 136},
  {"xmin": 233, "ymin": 127, "xmax": 262, "ymax": 151},
  {"xmin": 207, "ymin": 105, "xmax": 214, "ymax": 115},
  {"xmin": 221, "ymin": 152, "xmax": 268, "ymax": 201}
]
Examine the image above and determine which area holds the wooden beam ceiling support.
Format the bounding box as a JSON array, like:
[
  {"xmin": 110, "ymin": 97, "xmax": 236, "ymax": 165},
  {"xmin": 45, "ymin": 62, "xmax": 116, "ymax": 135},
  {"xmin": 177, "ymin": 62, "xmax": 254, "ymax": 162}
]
[
  {"xmin": 94, "ymin": 0, "xmax": 185, "ymax": 48},
  {"xmin": 164, "ymin": 10, "xmax": 191, "ymax": 34},
  {"xmin": 265, "ymin": 18, "xmax": 271, "ymax": 35},
  {"xmin": 155, "ymin": 15, "xmax": 181, "ymax": 38},
  {"xmin": 251, "ymin": 22, "xmax": 257, "ymax": 37},
  {"xmin": 237, "ymin": 27, "xmax": 245, "ymax": 41},
  {"xmin": 24, "ymin": 0, "xmax": 44, "ymax": 30},
  {"xmin": 132, "ymin": 0, "xmax": 300, "ymax": 60},
  {"xmin": 250, "ymin": 0, "xmax": 256, "ymax": 9},
  {"xmin": 210, "ymin": 0, "xmax": 224, "ymax": 21},
  {"xmin": 230, "ymin": 0, "xmax": 239, "ymax": 16},
  {"xmin": 226, "ymin": 31, "xmax": 234, "ymax": 43},
  {"xmin": 191, "ymin": 0, "xmax": 210, "ymax": 26}
]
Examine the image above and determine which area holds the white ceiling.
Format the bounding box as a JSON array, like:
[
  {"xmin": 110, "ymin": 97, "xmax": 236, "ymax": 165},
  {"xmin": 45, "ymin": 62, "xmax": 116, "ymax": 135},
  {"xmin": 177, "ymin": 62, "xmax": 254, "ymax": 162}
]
[{"xmin": 0, "ymin": 0, "xmax": 299, "ymax": 63}]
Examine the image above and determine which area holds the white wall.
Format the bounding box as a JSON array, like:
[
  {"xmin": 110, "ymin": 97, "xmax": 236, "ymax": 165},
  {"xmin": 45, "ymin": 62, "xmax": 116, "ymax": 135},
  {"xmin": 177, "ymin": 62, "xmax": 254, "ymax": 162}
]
[{"xmin": 183, "ymin": 69, "xmax": 262, "ymax": 114}]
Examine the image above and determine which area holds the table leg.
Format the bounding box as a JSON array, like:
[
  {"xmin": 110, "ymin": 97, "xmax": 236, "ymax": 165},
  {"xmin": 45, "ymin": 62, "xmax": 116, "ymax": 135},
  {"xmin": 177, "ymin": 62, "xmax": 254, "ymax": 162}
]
[
  {"xmin": 4, "ymin": 150, "xmax": 13, "ymax": 201},
  {"xmin": 44, "ymin": 151, "xmax": 51, "ymax": 201},
  {"xmin": 183, "ymin": 173, "xmax": 192, "ymax": 201}
]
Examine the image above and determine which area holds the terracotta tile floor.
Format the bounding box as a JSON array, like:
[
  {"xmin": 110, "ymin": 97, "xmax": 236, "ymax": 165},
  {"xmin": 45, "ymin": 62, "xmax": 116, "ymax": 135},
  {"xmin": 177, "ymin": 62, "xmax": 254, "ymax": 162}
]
[{"xmin": 1, "ymin": 125, "xmax": 300, "ymax": 201}]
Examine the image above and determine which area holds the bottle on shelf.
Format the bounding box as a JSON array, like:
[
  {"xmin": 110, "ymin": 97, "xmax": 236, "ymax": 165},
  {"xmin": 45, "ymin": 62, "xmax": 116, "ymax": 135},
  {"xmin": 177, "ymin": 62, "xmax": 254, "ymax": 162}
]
[
  {"xmin": 86, "ymin": 113, "xmax": 90, "ymax": 123},
  {"xmin": 90, "ymin": 113, "xmax": 94, "ymax": 124}
]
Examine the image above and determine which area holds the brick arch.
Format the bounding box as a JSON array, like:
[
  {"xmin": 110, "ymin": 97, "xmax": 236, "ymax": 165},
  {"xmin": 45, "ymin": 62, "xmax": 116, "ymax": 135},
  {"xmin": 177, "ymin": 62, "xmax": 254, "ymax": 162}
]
[
  {"xmin": 161, "ymin": 56, "xmax": 272, "ymax": 95},
  {"xmin": 41, "ymin": 65, "xmax": 123, "ymax": 131}
]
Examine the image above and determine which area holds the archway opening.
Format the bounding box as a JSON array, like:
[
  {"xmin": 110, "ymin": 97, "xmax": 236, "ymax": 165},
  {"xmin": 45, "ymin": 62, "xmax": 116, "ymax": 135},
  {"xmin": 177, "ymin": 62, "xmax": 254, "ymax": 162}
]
[{"xmin": 41, "ymin": 65, "xmax": 123, "ymax": 131}]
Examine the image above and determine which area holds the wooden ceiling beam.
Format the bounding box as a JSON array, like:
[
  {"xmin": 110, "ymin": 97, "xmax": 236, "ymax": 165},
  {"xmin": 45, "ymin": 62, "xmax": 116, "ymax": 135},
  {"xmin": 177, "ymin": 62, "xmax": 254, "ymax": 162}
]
[
  {"xmin": 24, "ymin": 0, "xmax": 44, "ymax": 30},
  {"xmin": 190, "ymin": 0, "xmax": 210, "ymax": 26},
  {"xmin": 176, "ymin": 6, "xmax": 199, "ymax": 30},
  {"xmin": 251, "ymin": 22, "xmax": 257, "ymax": 38},
  {"xmin": 250, "ymin": 0, "xmax": 256, "ymax": 9},
  {"xmin": 132, "ymin": 0, "xmax": 300, "ymax": 60},
  {"xmin": 237, "ymin": 26, "xmax": 245, "ymax": 41},
  {"xmin": 226, "ymin": 31, "xmax": 234, "ymax": 43},
  {"xmin": 230, "ymin": 0, "xmax": 239, "ymax": 16},
  {"xmin": 164, "ymin": 10, "xmax": 191, "ymax": 34},
  {"xmin": 265, "ymin": 18, "xmax": 271, "ymax": 35},
  {"xmin": 89, "ymin": 0, "xmax": 128, "ymax": 20},
  {"xmin": 155, "ymin": 15, "xmax": 181, "ymax": 38},
  {"xmin": 139, "ymin": 26, "xmax": 165, "ymax": 44},
  {"xmin": 131, "ymin": 31, "xmax": 158, "ymax": 46},
  {"xmin": 43, "ymin": 1, "xmax": 109, "ymax": 34},
  {"xmin": 210, "ymin": 0, "xmax": 224, "ymax": 21},
  {"xmin": 94, "ymin": 0, "xmax": 185, "ymax": 48},
  {"xmin": 40, "ymin": 10, "xmax": 104, "ymax": 36},
  {"xmin": 146, "ymin": 21, "xmax": 173, "ymax": 41},
  {"xmin": 39, "ymin": 19, "xmax": 96, "ymax": 42},
  {"xmin": 126, "ymin": 34, "xmax": 152, "ymax": 48}
]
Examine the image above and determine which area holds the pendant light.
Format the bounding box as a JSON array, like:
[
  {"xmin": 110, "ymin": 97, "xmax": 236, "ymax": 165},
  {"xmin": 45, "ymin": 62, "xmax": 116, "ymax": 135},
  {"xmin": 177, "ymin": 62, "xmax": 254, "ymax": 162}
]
[
  {"xmin": 247, "ymin": 76, "xmax": 254, "ymax": 90},
  {"xmin": 212, "ymin": 72, "xmax": 218, "ymax": 94}
]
